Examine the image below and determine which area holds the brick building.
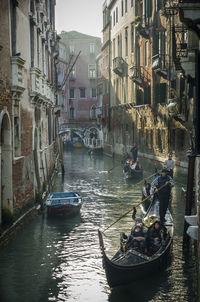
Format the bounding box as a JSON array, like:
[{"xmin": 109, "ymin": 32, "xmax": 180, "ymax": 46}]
[
  {"xmin": 0, "ymin": 0, "xmax": 59, "ymax": 224},
  {"xmin": 58, "ymin": 31, "xmax": 102, "ymax": 130}
]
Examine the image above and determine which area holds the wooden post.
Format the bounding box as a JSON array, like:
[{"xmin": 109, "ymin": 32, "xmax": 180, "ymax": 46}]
[
  {"xmin": 183, "ymin": 147, "xmax": 196, "ymax": 248},
  {"xmin": 59, "ymin": 136, "xmax": 65, "ymax": 176}
]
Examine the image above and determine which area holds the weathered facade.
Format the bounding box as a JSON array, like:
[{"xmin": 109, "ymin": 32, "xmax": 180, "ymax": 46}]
[
  {"xmin": 0, "ymin": 0, "xmax": 58, "ymax": 225},
  {"xmin": 176, "ymin": 0, "xmax": 200, "ymax": 294},
  {"xmin": 101, "ymin": 0, "xmax": 192, "ymax": 167},
  {"xmin": 58, "ymin": 31, "xmax": 102, "ymax": 129},
  {"xmin": 101, "ymin": 0, "xmax": 200, "ymax": 294}
]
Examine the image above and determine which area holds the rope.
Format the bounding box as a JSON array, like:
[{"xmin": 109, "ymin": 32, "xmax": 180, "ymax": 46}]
[{"xmin": 102, "ymin": 182, "xmax": 168, "ymax": 233}]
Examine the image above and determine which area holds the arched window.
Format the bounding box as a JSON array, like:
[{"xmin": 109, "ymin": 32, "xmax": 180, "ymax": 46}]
[
  {"xmin": 91, "ymin": 105, "xmax": 96, "ymax": 120},
  {"xmin": 70, "ymin": 107, "xmax": 74, "ymax": 119}
]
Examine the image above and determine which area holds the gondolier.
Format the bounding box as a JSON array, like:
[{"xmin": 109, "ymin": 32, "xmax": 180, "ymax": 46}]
[
  {"xmin": 163, "ymin": 153, "xmax": 175, "ymax": 178},
  {"xmin": 151, "ymin": 169, "xmax": 174, "ymax": 224},
  {"xmin": 130, "ymin": 143, "xmax": 138, "ymax": 162}
]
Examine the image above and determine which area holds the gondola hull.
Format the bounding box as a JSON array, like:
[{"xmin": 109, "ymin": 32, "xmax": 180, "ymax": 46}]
[
  {"xmin": 98, "ymin": 200, "xmax": 173, "ymax": 287},
  {"xmin": 123, "ymin": 167, "xmax": 143, "ymax": 179},
  {"xmin": 99, "ymin": 230, "xmax": 172, "ymax": 287}
]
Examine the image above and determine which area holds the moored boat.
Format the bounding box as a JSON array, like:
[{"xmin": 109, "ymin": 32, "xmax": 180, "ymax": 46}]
[
  {"xmin": 45, "ymin": 192, "xmax": 83, "ymax": 216},
  {"xmin": 98, "ymin": 200, "xmax": 173, "ymax": 287}
]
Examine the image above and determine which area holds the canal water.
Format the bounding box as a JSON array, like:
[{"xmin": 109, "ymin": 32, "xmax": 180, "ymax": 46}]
[{"xmin": 0, "ymin": 149, "xmax": 197, "ymax": 302}]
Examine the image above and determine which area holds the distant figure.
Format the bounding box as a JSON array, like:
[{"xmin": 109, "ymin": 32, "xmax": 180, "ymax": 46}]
[
  {"xmin": 164, "ymin": 153, "xmax": 175, "ymax": 178},
  {"xmin": 151, "ymin": 169, "xmax": 174, "ymax": 224},
  {"xmin": 130, "ymin": 143, "xmax": 138, "ymax": 162}
]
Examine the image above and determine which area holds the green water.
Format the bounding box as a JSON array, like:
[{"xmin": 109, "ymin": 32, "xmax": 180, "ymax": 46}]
[{"xmin": 0, "ymin": 149, "xmax": 197, "ymax": 302}]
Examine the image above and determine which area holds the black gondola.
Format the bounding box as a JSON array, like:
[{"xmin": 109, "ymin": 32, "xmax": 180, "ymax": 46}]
[
  {"xmin": 123, "ymin": 161, "xmax": 143, "ymax": 179},
  {"xmin": 98, "ymin": 200, "xmax": 173, "ymax": 287}
]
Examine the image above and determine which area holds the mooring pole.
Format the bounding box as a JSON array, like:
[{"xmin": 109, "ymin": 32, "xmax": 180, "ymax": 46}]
[{"xmin": 183, "ymin": 144, "xmax": 196, "ymax": 251}]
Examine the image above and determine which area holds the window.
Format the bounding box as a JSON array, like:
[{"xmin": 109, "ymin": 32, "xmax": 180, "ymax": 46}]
[
  {"xmin": 116, "ymin": 7, "xmax": 118, "ymax": 23},
  {"xmin": 125, "ymin": 27, "xmax": 128, "ymax": 57},
  {"xmin": 91, "ymin": 88, "xmax": 96, "ymax": 98},
  {"xmin": 69, "ymin": 65, "xmax": 76, "ymax": 79},
  {"xmin": 131, "ymin": 23, "xmax": 135, "ymax": 53},
  {"xmin": 131, "ymin": 0, "xmax": 134, "ymax": 7},
  {"xmin": 125, "ymin": 0, "xmax": 127, "ymax": 13},
  {"xmin": 69, "ymin": 88, "xmax": 75, "ymax": 98},
  {"xmin": 113, "ymin": 38, "xmax": 115, "ymax": 58},
  {"xmin": 90, "ymin": 44, "xmax": 95, "ymax": 54},
  {"xmin": 145, "ymin": 41, "xmax": 148, "ymax": 66},
  {"xmin": 14, "ymin": 111, "xmax": 20, "ymax": 157},
  {"xmin": 70, "ymin": 107, "xmax": 74, "ymax": 119},
  {"xmin": 37, "ymin": 30, "xmax": 40, "ymax": 67},
  {"xmin": 121, "ymin": 0, "xmax": 124, "ymax": 16},
  {"xmin": 113, "ymin": 11, "xmax": 115, "ymax": 27},
  {"xmin": 80, "ymin": 88, "xmax": 86, "ymax": 98},
  {"xmin": 30, "ymin": 22, "xmax": 34, "ymax": 67},
  {"xmin": 88, "ymin": 64, "xmax": 96, "ymax": 78},
  {"xmin": 118, "ymin": 34, "xmax": 122, "ymax": 57},
  {"xmin": 69, "ymin": 45, "xmax": 75, "ymax": 54}
]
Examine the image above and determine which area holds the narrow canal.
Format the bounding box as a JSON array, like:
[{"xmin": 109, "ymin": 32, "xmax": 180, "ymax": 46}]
[{"xmin": 0, "ymin": 149, "xmax": 197, "ymax": 302}]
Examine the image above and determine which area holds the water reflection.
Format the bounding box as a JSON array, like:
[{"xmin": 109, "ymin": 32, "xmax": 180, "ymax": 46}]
[{"xmin": 0, "ymin": 149, "xmax": 197, "ymax": 302}]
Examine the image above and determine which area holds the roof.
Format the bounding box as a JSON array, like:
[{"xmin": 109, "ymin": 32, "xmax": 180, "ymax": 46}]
[{"xmin": 60, "ymin": 30, "xmax": 101, "ymax": 41}]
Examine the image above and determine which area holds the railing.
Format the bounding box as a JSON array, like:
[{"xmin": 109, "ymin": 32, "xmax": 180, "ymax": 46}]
[
  {"xmin": 130, "ymin": 66, "xmax": 150, "ymax": 86},
  {"xmin": 83, "ymin": 138, "xmax": 103, "ymax": 149},
  {"xmin": 113, "ymin": 57, "xmax": 124, "ymax": 76},
  {"xmin": 152, "ymin": 54, "xmax": 167, "ymax": 71},
  {"xmin": 30, "ymin": 67, "xmax": 54, "ymax": 101}
]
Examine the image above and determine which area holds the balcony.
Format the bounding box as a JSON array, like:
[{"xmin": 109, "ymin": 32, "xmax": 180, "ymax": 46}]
[
  {"xmin": 172, "ymin": 25, "xmax": 188, "ymax": 71},
  {"xmin": 152, "ymin": 54, "xmax": 168, "ymax": 78},
  {"xmin": 30, "ymin": 67, "xmax": 41, "ymax": 96},
  {"xmin": 113, "ymin": 57, "xmax": 124, "ymax": 76},
  {"xmin": 30, "ymin": 68, "xmax": 54, "ymax": 103},
  {"xmin": 11, "ymin": 56, "xmax": 26, "ymax": 94},
  {"xmin": 164, "ymin": 0, "xmax": 179, "ymax": 15},
  {"xmin": 130, "ymin": 66, "xmax": 150, "ymax": 87},
  {"xmin": 135, "ymin": 17, "xmax": 150, "ymax": 39}
]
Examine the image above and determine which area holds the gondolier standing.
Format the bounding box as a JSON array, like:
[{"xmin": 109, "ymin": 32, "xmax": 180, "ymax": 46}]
[
  {"xmin": 151, "ymin": 169, "xmax": 174, "ymax": 224},
  {"xmin": 130, "ymin": 143, "xmax": 138, "ymax": 162},
  {"xmin": 163, "ymin": 153, "xmax": 175, "ymax": 178}
]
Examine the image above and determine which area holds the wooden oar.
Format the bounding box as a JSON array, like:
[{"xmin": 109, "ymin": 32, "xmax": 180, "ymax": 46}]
[
  {"xmin": 107, "ymin": 163, "xmax": 121, "ymax": 173},
  {"xmin": 117, "ymin": 171, "xmax": 160, "ymax": 198},
  {"xmin": 102, "ymin": 182, "xmax": 169, "ymax": 233}
]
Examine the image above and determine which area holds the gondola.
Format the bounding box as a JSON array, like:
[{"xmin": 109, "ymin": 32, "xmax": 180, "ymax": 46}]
[
  {"xmin": 123, "ymin": 167, "xmax": 143, "ymax": 179},
  {"xmin": 123, "ymin": 161, "xmax": 143, "ymax": 179},
  {"xmin": 98, "ymin": 200, "xmax": 173, "ymax": 287},
  {"xmin": 45, "ymin": 192, "xmax": 83, "ymax": 216}
]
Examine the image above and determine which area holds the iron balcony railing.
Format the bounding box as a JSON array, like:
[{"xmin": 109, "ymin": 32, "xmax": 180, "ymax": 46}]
[
  {"xmin": 113, "ymin": 57, "xmax": 124, "ymax": 76},
  {"xmin": 130, "ymin": 66, "xmax": 151, "ymax": 86}
]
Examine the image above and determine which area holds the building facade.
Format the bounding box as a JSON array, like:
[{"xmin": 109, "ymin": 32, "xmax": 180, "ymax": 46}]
[
  {"xmin": 58, "ymin": 31, "xmax": 102, "ymax": 129},
  {"xmin": 100, "ymin": 0, "xmax": 192, "ymax": 167},
  {"xmin": 0, "ymin": 0, "xmax": 58, "ymax": 224}
]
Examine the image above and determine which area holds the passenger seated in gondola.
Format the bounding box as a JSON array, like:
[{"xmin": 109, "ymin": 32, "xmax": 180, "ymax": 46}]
[
  {"xmin": 135, "ymin": 161, "xmax": 140, "ymax": 170},
  {"xmin": 147, "ymin": 221, "xmax": 166, "ymax": 254},
  {"xmin": 127, "ymin": 223, "xmax": 147, "ymax": 253},
  {"xmin": 124, "ymin": 160, "xmax": 131, "ymax": 173}
]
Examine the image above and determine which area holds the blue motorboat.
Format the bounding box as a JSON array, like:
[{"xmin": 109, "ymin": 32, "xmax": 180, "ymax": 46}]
[{"xmin": 45, "ymin": 192, "xmax": 83, "ymax": 216}]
